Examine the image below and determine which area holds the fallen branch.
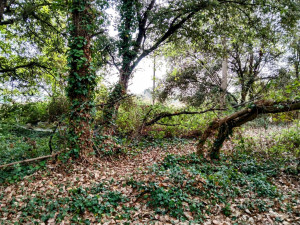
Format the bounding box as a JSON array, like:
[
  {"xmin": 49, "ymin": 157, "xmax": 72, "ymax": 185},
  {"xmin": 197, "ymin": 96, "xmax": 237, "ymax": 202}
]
[
  {"xmin": 132, "ymin": 107, "xmax": 153, "ymax": 139},
  {"xmin": 49, "ymin": 114, "xmax": 67, "ymax": 154},
  {"xmin": 196, "ymin": 100, "xmax": 300, "ymax": 159},
  {"xmin": 145, "ymin": 107, "xmax": 225, "ymax": 127},
  {"xmin": 95, "ymin": 94, "xmax": 134, "ymax": 109},
  {"xmin": 156, "ymin": 122, "xmax": 181, "ymax": 126},
  {"xmin": 0, "ymin": 151, "xmax": 62, "ymax": 169}
]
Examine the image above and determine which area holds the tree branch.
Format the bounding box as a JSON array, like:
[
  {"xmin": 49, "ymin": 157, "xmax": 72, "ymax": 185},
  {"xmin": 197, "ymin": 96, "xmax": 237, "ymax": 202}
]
[
  {"xmin": 133, "ymin": 0, "xmax": 156, "ymax": 53},
  {"xmin": 145, "ymin": 107, "xmax": 225, "ymax": 127},
  {"xmin": 0, "ymin": 62, "xmax": 48, "ymax": 73},
  {"xmin": 0, "ymin": 151, "xmax": 62, "ymax": 169},
  {"xmin": 197, "ymin": 100, "xmax": 300, "ymax": 159},
  {"xmin": 131, "ymin": 11, "xmax": 196, "ymax": 72}
]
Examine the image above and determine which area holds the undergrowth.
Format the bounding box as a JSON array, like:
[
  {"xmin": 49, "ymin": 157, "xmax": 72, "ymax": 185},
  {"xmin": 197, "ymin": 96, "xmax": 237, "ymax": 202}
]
[
  {"xmin": 126, "ymin": 150, "xmax": 293, "ymax": 223},
  {"xmin": 0, "ymin": 122, "xmax": 61, "ymax": 184},
  {"xmin": 1, "ymin": 124, "xmax": 299, "ymax": 223},
  {"xmin": 0, "ymin": 181, "xmax": 131, "ymax": 224}
]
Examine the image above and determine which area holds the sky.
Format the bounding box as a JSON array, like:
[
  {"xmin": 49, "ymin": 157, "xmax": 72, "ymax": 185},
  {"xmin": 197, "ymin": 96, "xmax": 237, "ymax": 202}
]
[
  {"xmin": 129, "ymin": 56, "xmax": 167, "ymax": 94},
  {"xmin": 103, "ymin": 56, "xmax": 167, "ymax": 95}
]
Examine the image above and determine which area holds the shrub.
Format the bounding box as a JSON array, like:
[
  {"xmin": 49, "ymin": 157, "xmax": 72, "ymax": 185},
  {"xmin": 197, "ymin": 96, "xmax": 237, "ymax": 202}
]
[
  {"xmin": 48, "ymin": 96, "xmax": 69, "ymax": 122},
  {"xmin": 114, "ymin": 98, "xmax": 215, "ymax": 138},
  {"xmin": 0, "ymin": 102, "xmax": 48, "ymax": 124}
]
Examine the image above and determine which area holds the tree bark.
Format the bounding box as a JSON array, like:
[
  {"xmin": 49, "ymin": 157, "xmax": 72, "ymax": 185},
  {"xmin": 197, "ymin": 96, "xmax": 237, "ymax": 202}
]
[
  {"xmin": 67, "ymin": 0, "xmax": 95, "ymax": 161},
  {"xmin": 220, "ymin": 38, "xmax": 228, "ymax": 107},
  {"xmin": 153, "ymin": 54, "xmax": 156, "ymax": 105},
  {"xmin": 197, "ymin": 100, "xmax": 300, "ymax": 159},
  {"xmin": 0, "ymin": 151, "xmax": 62, "ymax": 169},
  {"xmin": 0, "ymin": 0, "xmax": 7, "ymax": 22}
]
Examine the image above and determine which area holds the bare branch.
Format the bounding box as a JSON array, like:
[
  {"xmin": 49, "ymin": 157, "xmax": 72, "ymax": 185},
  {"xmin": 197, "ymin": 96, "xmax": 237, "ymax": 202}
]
[
  {"xmin": 133, "ymin": 0, "xmax": 156, "ymax": 53},
  {"xmin": 0, "ymin": 62, "xmax": 48, "ymax": 73},
  {"xmin": 145, "ymin": 107, "xmax": 226, "ymax": 127},
  {"xmin": 0, "ymin": 151, "xmax": 62, "ymax": 169}
]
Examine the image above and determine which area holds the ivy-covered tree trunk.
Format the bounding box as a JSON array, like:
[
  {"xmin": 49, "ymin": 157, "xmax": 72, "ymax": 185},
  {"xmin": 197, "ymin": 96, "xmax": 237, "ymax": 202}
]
[
  {"xmin": 102, "ymin": 71, "xmax": 130, "ymax": 126},
  {"xmin": 67, "ymin": 0, "xmax": 96, "ymax": 161},
  {"xmin": 101, "ymin": 0, "xmax": 204, "ymax": 127},
  {"xmin": 0, "ymin": 0, "xmax": 6, "ymax": 21},
  {"xmin": 102, "ymin": 0, "xmax": 135, "ymax": 126}
]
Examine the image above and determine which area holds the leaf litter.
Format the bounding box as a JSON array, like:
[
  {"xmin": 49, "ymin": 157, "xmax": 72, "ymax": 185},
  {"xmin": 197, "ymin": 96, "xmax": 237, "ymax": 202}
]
[{"xmin": 0, "ymin": 127, "xmax": 299, "ymax": 224}]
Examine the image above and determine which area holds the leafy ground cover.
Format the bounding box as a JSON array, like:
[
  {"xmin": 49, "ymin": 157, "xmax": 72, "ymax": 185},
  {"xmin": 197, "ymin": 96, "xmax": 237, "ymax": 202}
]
[
  {"xmin": 0, "ymin": 123, "xmax": 52, "ymax": 165},
  {"xmin": 0, "ymin": 125, "xmax": 299, "ymax": 224}
]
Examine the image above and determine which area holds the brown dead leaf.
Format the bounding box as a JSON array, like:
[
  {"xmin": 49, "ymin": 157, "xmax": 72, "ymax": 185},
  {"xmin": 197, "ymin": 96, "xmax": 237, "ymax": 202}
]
[{"xmin": 184, "ymin": 211, "xmax": 193, "ymax": 220}]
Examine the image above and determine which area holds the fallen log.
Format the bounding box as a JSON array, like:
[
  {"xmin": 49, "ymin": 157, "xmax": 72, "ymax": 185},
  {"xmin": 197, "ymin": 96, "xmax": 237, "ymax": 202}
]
[
  {"xmin": 0, "ymin": 151, "xmax": 62, "ymax": 169},
  {"xmin": 196, "ymin": 100, "xmax": 300, "ymax": 159}
]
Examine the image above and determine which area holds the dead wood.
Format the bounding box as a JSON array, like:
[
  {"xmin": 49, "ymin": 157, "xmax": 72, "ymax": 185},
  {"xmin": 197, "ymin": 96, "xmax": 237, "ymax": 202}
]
[
  {"xmin": 196, "ymin": 100, "xmax": 300, "ymax": 159},
  {"xmin": 0, "ymin": 151, "xmax": 62, "ymax": 169}
]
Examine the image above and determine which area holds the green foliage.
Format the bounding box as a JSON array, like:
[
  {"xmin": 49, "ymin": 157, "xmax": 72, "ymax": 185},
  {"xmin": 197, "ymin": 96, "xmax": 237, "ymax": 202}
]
[
  {"xmin": 126, "ymin": 150, "xmax": 296, "ymax": 222},
  {"xmin": 0, "ymin": 102, "xmax": 49, "ymax": 124},
  {"xmin": 0, "ymin": 121, "xmax": 65, "ymax": 183},
  {"xmin": 48, "ymin": 97, "xmax": 69, "ymax": 122},
  {"xmin": 93, "ymin": 134, "xmax": 128, "ymax": 156},
  {"xmin": 268, "ymin": 77, "xmax": 300, "ymax": 102},
  {"xmin": 1, "ymin": 181, "xmax": 130, "ymax": 224},
  {"xmin": 0, "ymin": 162, "xmax": 46, "ymax": 184},
  {"xmin": 0, "ymin": 0, "xmax": 68, "ymax": 101},
  {"xmin": 93, "ymin": 132, "xmax": 190, "ymax": 158},
  {"xmin": 67, "ymin": 185, "xmax": 128, "ymax": 220},
  {"xmin": 114, "ymin": 97, "xmax": 144, "ymax": 135},
  {"xmin": 0, "ymin": 98, "xmax": 69, "ymax": 124},
  {"xmin": 1, "ymin": 125, "xmax": 299, "ymax": 222},
  {"xmin": 115, "ymin": 99, "xmax": 215, "ymax": 138},
  {"xmin": 66, "ymin": 0, "xmax": 100, "ymax": 156},
  {"xmin": 0, "ymin": 123, "xmax": 52, "ymax": 165},
  {"xmin": 127, "ymin": 179, "xmax": 203, "ymax": 221},
  {"xmin": 270, "ymin": 126, "xmax": 300, "ymax": 157},
  {"xmin": 233, "ymin": 125, "xmax": 300, "ymax": 158},
  {"xmin": 222, "ymin": 203, "xmax": 232, "ymax": 217}
]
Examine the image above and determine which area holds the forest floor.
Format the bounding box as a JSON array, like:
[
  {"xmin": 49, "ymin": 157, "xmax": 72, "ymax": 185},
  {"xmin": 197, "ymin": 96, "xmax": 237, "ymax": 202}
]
[{"xmin": 0, "ymin": 124, "xmax": 299, "ymax": 224}]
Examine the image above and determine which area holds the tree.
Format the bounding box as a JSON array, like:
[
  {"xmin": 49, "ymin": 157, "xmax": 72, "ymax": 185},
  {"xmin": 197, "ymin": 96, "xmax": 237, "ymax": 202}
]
[
  {"xmin": 1, "ymin": 0, "xmax": 299, "ymax": 162},
  {"xmin": 66, "ymin": 0, "xmax": 97, "ymax": 161},
  {"xmin": 158, "ymin": 2, "xmax": 298, "ymax": 107},
  {"xmin": 0, "ymin": 0, "xmax": 109, "ymax": 160},
  {"xmin": 0, "ymin": 0, "xmax": 68, "ymax": 99},
  {"xmin": 289, "ymin": 31, "xmax": 300, "ymax": 80},
  {"xmin": 220, "ymin": 38, "xmax": 228, "ymax": 107},
  {"xmin": 158, "ymin": 46, "xmax": 232, "ymax": 107},
  {"xmin": 230, "ymin": 40, "xmax": 282, "ymax": 104},
  {"xmin": 0, "ymin": 0, "xmax": 110, "ymax": 161},
  {"xmin": 103, "ymin": 0, "xmax": 241, "ymax": 124},
  {"xmin": 197, "ymin": 100, "xmax": 300, "ymax": 159}
]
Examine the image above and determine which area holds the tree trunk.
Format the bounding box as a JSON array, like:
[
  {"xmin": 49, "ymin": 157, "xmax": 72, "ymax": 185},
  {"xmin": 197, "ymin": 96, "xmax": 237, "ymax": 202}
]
[
  {"xmin": 197, "ymin": 100, "xmax": 300, "ymax": 160},
  {"xmin": 220, "ymin": 38, "xmax": 228, "ymax": 107},
  {"xmin": 296, "ymin": 62, "xmax": 299, "ymax": 80},
  {"xmin": 101, "ymin": 0, "xmax": 204, "ymax": 127},
  {"xmin": 0, "ymin": 0, "xmax": 6, "ymax": 21},
  {"xmin": 153, "ymin": 54, "xmax": 156, "ymax": 105},
  {"xmin": 221, "ymin": 56, "xmax": 228, "ymax": 106},
  {"xmin": 67, "ymin": 0, "xmax": 95, "ymax": 161},
  {"xmin": 295, "ymin": 43, "xmax": 299, "ymax": 80},
  {"xmin": 102, "ymin": 0, "xmax": 134, "ymax": 127},
  {"xmin": 240, "ymin": 87, "xmax": 247, "ymax": 104},
  {"xmin": 102, "ymin": 73, "xmax": 128, "ymax": 126}
]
